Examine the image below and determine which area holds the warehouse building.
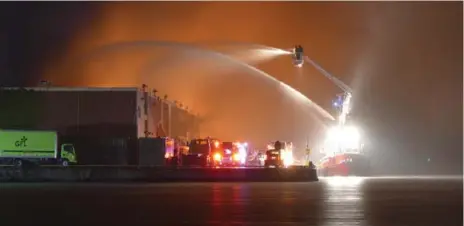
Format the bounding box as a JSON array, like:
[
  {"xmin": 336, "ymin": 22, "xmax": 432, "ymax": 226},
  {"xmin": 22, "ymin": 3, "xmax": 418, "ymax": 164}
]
[{"xmin": 0, "ymin": 86, "xmax": 200, "ymax": 165}]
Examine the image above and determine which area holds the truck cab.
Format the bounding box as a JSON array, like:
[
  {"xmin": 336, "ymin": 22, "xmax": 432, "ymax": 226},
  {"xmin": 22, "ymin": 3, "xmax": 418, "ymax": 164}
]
[
  {"xmin": 266, "ymin": 141, "xmax": 294, "ymax": 167},
  {"xmin": 221, "ymin": 141, "xmax": 245, "ymax": 167},
  {"xmin": 265, "ymin": 149, "xmax": 284, "ymax": 168},
  {"xmin": 185, "ymin": 138, "xmax": 222, "ymax": 167},
  {"xmin": 60, "ymin": 143, "xmax": 77, "ymax": 166},
  {"xmin": 207, "ymin": 139, "xmax": 223, "ymax": 167}
]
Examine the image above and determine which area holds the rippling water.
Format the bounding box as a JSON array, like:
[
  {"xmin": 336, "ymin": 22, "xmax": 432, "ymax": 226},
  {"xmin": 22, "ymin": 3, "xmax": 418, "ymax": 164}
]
[{"xmin": 0, "ymin": 176, "xmax": 462, "ymax": 226}]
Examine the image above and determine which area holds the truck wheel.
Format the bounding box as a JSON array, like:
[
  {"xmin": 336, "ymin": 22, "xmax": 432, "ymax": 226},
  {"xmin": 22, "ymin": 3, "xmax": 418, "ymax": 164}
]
[
  {"xmin": 14, "ymin": 159, "xmax": 23, "ymax": 167},
  {"xmin": 61, "ymin": 160, "xmax": 69, "ymax": 167}
]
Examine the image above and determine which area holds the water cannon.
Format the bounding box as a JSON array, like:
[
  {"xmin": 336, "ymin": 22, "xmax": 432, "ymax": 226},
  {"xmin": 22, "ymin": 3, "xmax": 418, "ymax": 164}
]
[{"xmin": 292, "ymin": 45, "xmax": 304, "ymax": 68}]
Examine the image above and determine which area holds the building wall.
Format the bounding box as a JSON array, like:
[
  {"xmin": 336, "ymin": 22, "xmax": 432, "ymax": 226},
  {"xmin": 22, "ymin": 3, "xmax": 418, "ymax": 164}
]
[
  {"xmin": 133, "ymin": 88, "xmax": 201, "ymax": 166},
  {"xmin": 0, "ymin": 87, "xmax": 138, "ymax": 134},
  {"xmin": 137, "ymin": 88, "xmax": 200, "ymax": 140}
]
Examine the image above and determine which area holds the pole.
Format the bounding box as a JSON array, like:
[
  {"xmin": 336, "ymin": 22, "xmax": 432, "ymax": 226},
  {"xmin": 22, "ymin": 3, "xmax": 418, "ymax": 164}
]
[
  {"xmin": 168, "ymin": 102, "xmax": 172, "ymax": 137},
  {"xmin": 160, "ymin": 100, "xmax": 164, "ymax": 132}
]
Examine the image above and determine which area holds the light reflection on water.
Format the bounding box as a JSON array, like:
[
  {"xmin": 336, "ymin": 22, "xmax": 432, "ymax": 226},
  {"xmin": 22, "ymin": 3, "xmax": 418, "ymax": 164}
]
[
  {"xmin": 0, "ymin": 177, "xmax": 461, "ymax": 226},
  {"xmin": 324, "ymin": 177, "xmax": 366, "ymax": 226}
]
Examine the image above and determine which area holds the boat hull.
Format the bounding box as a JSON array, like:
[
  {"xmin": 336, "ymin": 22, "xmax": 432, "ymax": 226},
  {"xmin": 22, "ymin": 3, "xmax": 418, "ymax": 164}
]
[{"xmin": 318, "ymin": 153, "xmax": 370, "ymax": 176}]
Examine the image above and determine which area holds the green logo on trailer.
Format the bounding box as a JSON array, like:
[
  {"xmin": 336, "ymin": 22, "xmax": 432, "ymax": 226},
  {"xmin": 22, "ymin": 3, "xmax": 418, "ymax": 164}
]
[{"xmin": 15, "ymin": 136, "xmax": 28, "ymax": 147}]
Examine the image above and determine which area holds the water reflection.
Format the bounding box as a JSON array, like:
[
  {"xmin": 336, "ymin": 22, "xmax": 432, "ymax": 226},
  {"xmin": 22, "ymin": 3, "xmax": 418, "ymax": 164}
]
[
  {"xmin": 323, "ymin": 177, "xmax": 366, "ymax": 226},
  {"xmin": 325, "ymin": 176, "xmax": 365, "ymax": 187},
  {"xmin": 0, "ymin": 178, "xmax": 460, "ymax": 226},
  {"xmin": 207, "ymin": 182, "xmax": 325, "ymax": 225}
]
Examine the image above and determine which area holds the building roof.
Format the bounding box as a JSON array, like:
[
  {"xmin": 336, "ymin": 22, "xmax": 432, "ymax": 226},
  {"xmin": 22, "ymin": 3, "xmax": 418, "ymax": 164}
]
[
  {"xmin": 0, "ymin": 87, "xmax": 138, "ymax": 92},
  {"xmin": 0, "ymin": 86, "xmax": 200, "ymax": 116}
]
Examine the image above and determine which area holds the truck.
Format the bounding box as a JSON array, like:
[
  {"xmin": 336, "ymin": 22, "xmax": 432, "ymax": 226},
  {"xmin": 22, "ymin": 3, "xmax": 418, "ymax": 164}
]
[
  {"xmin": 172, "ymin": 136, "xmax": 190, "ymax": 166},
  {"xmin": 182, "ymin": 138, "xmax": 222, "ymax": 167},
  {"xmin": 0, "ymin": 129, "xmax": 77, "ymax": 167},
  {"xmin": 264, "ymin": 148, "xmax": 284, "ymax": 168},
  {"xmin": 266, "ymin": 141, "xmax": 294, "ymax": 167},
  {"xmin": 221, "ymin": 141, "xmax": 245, "ymax": 167}
]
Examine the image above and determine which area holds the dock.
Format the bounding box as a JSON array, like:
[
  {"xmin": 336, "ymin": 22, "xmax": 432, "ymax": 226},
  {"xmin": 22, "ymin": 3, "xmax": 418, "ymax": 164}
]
[{"xmin": 0, "ymin": 166, "xmax": 319, "ymax": 182}]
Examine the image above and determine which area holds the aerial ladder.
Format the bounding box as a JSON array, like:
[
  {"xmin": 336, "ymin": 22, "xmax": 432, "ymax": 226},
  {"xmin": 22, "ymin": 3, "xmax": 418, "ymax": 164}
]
[{"xmin": 291, "ymin": 45, "xmax": 353, "ymax": 125}]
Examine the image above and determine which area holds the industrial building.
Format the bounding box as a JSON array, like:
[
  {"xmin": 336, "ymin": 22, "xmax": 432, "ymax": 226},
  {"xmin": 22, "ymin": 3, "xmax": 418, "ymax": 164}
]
[{"xmin": 0, "ymin": 86, "xmax": 200, "ymax": 165}]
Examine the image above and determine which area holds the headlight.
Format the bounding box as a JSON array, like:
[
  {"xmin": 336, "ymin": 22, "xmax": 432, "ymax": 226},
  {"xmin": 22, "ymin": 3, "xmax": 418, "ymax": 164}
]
[
  {"xmin": 213, "ymin": 153, "xmax": 222, "ymax": 161},
  {"xmin": 233, "ymin": 153, "xmax": 241, "ymax": 161}
]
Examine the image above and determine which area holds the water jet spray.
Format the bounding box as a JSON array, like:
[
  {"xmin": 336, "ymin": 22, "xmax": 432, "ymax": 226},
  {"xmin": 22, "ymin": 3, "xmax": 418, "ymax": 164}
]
[{"xmin": 81, "ymin": 41, "xmax": 334, "ymax": 123}]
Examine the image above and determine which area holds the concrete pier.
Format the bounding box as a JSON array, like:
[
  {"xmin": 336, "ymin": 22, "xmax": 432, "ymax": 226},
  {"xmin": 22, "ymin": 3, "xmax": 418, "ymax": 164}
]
[{"xmin": 0, "ymin": 166, "xmax": 319, "ymax": 182}]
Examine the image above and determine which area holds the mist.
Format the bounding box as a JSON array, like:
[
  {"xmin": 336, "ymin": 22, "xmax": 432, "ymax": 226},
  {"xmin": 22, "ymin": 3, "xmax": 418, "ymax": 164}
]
[{"xmin": 1, "ymin": 2, "xmax": 460, "ymax": 174}]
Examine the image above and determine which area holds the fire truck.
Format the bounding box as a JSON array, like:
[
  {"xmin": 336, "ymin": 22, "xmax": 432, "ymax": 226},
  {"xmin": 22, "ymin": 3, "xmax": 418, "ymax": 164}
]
[
  {"xmin": 221, "ymin": 141, "xmax": 248, "ymax": 167},
  {"xmin": 163, "ymin": 136, "xmax": 190, "ymax": 166},
  {"xmin": 183, "ymin": 137, "xmax": 222, "ymax": 167},
  {"xmin": 265, "ymin": 141, "xmax": 294, "ymax": 168}
]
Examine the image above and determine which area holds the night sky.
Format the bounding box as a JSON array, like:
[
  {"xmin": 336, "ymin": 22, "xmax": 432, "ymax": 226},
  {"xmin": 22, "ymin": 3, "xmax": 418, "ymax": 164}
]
[{"xmin": 0, "ymin": 2, "xmax": 462, "ymax": 174}]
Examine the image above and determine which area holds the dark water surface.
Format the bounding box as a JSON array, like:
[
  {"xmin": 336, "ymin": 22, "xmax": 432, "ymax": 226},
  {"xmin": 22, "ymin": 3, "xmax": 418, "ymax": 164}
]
[{"xmin": 0, "ymin": 176, "xmax": 462, "ymax": 226}]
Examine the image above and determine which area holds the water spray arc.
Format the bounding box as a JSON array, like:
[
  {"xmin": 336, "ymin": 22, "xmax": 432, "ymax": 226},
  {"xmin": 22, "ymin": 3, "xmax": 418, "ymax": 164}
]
[
  {"xmin": 197, "ymin": 41, "xmax": 291, "ymax": 55},
  {"xmin": 195, "ymin": 41, "xmax": 292, "ymax": 67},
  {"xmin": 85, "ymin": 40, "xmax": 335, "ymax": 122},
  {"xmin": 206, "ymin": 43, "xmax": 351, "ymax": 125}
]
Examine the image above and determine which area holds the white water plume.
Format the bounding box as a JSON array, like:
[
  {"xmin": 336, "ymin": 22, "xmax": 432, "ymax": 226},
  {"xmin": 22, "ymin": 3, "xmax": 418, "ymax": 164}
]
[{"xmin": 82, "ymin": 40, "xmax": 333, "ymax": 122}]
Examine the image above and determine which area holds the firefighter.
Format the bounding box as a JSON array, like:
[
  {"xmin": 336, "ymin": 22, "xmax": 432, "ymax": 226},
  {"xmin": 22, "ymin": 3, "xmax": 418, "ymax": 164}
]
[{"xmin": 274, "ymin": 141, "xmax": 282, "ymax": 150}]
